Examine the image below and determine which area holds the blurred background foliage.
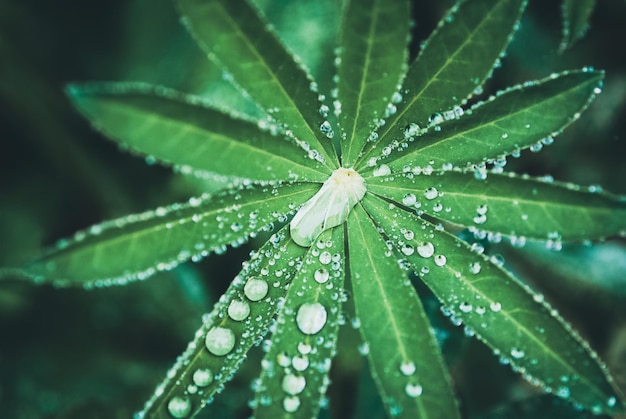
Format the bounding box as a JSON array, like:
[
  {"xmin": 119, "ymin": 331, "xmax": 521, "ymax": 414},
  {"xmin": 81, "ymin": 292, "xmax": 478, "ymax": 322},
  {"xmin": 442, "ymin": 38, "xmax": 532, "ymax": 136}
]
[{"xmin": 0, "ymin": 0, "xmax": 625, "ymax": 418}]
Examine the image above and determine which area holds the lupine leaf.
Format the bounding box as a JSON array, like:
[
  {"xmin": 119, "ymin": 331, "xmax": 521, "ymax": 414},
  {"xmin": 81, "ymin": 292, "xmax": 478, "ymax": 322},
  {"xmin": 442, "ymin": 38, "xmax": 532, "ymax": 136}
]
[
  {"xmin": 177, "ymin": 0, "xmax": 338, "ymax": 167},
  {"xmin": 356, "ymin": 0, "xmax": 526, "ymax": 169},
  {"xmin": 337, "ymin": 0, "xmax": 410, "ymax": 167},
  {"xmin": 253, "ymin": 227, "xmax": 345, "ymax": 418},
  {"xmin": 367, "ymin": 171, "xmax": 626, "ymax": 241},
  {"xmin": 20, "ymin": 182, "xmax": 318, "ymax": 287},
  {"xmin": 347, "ymin": 204, "xmax": 460, "ymax": 419},
  {"xmin": 364, "ymin": 70, "xmax": 603, "ymax": 174},
  {"xmin": 67, "ymin": 83, "xmax": 329, "ymax": 182},
  {"xmin": 560, "ymin": 0, "xmax": 596, "ymax": 52},
  {"xmin": 138, "ymin": 227, "xmax": 308, "ymax": 419},
  {"xmin": 363, "ymin": 194, "xmax": 625, "ymax": 416}
]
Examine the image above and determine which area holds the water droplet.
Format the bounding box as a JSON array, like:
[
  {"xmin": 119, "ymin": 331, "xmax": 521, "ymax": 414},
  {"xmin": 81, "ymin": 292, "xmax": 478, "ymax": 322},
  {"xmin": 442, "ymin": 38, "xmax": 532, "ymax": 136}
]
[
  {"xmin": 319, "ymin": 251, "xmax": 332, "ymax": 265},
  {"xmin": 434, "ymin": 255, "xmax": 447, "ymax": 266},
  {"xmin": 314, "ymin": 268, "xmax": 330, "ymax": 283},
  {"xmin": 168, "ymin": 397, "xmax": 191, "ymax": 418},
  {"xmin": 228, "ymin": 300, "xmax": 250, "ymax": 321},
  {"xmin": 282, "ymin": 374, "xmax": 306, "ymax": 395},
  {"xmin": 292, "ymin": 355, "xmax": 309, "ymax": 371},
  {"xmin": 402, "ymin": 193, "xmax": 417, "ymax": 206},
  {"xmin": 424, "ymin": 187, "xmax": 438, "ymax": 200},
  {"xmin": 417, "ymin": 242, "xmax": 435, "ymax": 258},
  {"xmin": 296, "ymin": 303, "xmax": 327, "ymax": 335},
  {"xmin": 510, "ymin": 348, "xmax": 525, "ymax": 359},
  {"xmin": 490, "ymin": 302, "xmax": 502, "ymax": 312},
  {"xmin": 358, "ymin": 342, "xmax": 369, "ymax": 355},
  {"xmin": 401, "ymin": 244, "xmax": 415, "ymax": 256},
  {"xmin": 404, "ymin": 123, "xmax": 420, "ymax": 138},
  {"xmin": 320, "ymin": 121, "xmax": 334, "ymax": 139},
  {"xmin": 469, "ymin": 262, "xmax": 481, "ymax": 274},
  {"xmin": 192, "ymin": 368, "xmax": 213, "ymax": 387},
  {"xmin": 297, "ymin": 342, "xmax": 312, "ymax": 354},
  {"xmin": 205, "ymin": 327, "xmax": 236, "ymax": 356},
  {"xmin": 373, "ymin": 164, "xmax": 391, "ymax": 177},
  {"xmin": 244, "ymin": 277, "xmax": 269, "ymax": 301},
  {"xmin": 459, "ymin": 302, "xmax": 473, "ymax": 313},
  {"xmin": 400, "ymin": 361, "xmax": 416, "ymax": 376},
  {"xmin": 405, "ymin": 383, "xmax": 423, "ymax": 398},
  {"xmin": 283, "ymin": 396, "xmax": 301, "ymax": 413}
]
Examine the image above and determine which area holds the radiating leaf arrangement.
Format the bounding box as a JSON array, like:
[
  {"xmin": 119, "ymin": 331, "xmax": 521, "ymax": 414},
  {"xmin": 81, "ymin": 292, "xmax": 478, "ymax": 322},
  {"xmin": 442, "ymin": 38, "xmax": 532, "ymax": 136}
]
[{"xmin": 6, "ymin": 0, "xmax": 626, "ymax": 417}]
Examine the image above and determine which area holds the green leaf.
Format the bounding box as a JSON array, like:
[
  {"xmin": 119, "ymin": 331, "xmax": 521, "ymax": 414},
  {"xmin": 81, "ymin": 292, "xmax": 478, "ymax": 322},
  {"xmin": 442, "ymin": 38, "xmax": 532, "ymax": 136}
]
[
  {"xmin": 364, "ymin": 70, "xmax": 603, "ymax": 173},
  {"xmin": 21, "ymin": 182, "xmax": 318, "ymax": 287},
  {"xmin": 68, "ymin": 83, "xmax": 329, "ymax": 183},
  {"xmin": 560, "ymin": 0, "xmax": 596, "ymax": 52},
  {"xmin": 138, "ymin": 226, "xmax": 308, "ymax": 419},
  {"xmin": 347, "ymin": 204, "xmax": 460, "ymax": 419},
  {"xmin": 367, "ymin": 171, "xmax": 626, "ymax": 242},
  {"xmin": 178, "ymin": 0, "xmax": 338, "ymax": 167},
  {"xmin": 253, "ymin": 227, "xmax": 345, "ymax": 418},
  {"xmin": 363, "ymin": 194, "xmax": 625, "ymax": 416},
  {"xmin": 337, "ymin": 0, "xmax": 410, "ymax": 167},
  {"xmin": 356, "ymin": 0, "xmax": 527, "ymax": 169}
]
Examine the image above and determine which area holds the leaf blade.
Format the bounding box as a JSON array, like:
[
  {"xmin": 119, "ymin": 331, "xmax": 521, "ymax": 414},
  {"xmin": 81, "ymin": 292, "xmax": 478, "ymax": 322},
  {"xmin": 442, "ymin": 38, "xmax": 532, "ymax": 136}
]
[
  {"xmin": 356, "ymin": 0, "xmax": 527, "ymax": 169},
  {"xmin": 363, "ymin": 194, "xmax": 625, "ymax": 415},
  {"xmin": 560, "ymin": 0, "xmax": 596, "ymax": 52},
  {"xmin": 68, "ymin": 83, "xmax": 329, "ymax": 182},
  {"xmin": 337, "ymin": 0, "xmax": 410, "ymax": 167},
  {"xmin": 178, "ymin": 0, "xmax": 338, "ymax": 167},
  {"xmin": 22, "ymin": 182, "xmax": 318, "ymax": 287},
  {"xmin": 253, "ymin": 227, "xmax": 345, "ymax": 419},
  {"xmin": 348, "ymin": 204, "xmax": 460, "ymax": 419},
  {"xmin": 138, "ymin": 227, "xmax": 308, "ymax": 419},
  {"xmin": 367, "ymin": 171, "xmax": 626, "ymax": 241},
  {"xmin": 366, "ymin": 70, "xmax": 603, "ymax": 173}
]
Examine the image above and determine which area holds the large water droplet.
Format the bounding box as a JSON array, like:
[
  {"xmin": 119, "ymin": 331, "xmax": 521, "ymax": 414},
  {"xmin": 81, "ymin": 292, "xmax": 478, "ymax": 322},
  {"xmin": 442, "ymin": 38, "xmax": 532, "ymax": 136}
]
[
  {"xmin": 228, "ymin": 300, "xmax": 250, "ymax": 321},
  {"xmin": 319, "ymin": 251, "xmax": 332, "ymax": 265},
  {"xmin": 192, "ymin": 368, "xmax": 213, "ymax": 387},
  {"xmin": 402, "ymin": 193, "xmax": 417, "ymax": 206},
  {"xmin": 373, "ymin": 164, "xmax": 391, "ymax": 177},
  {"xmin": 296, "ymin": 303, "xmax": 327, "ymax": 335},
  {"xmin": 297, "ymin": 342, "xmax": 312, "ymax": 355},
  {"xmin": 292, "ymin": 355, "xmax": 309, "ymax": 371},
  {"xmin": 205, "ymin": 327, "xmax": 236, "ymax": 356},
  {"xmin": 417, "ymin": 242, "xmax": 435, "ymax": 258},
  {"xmin": 282, "ymin": 374, "xmax": 306, "ymax": 395},
  {"xmin": 244, "ymin": 277, "xmax": 269, "ymax": 301},
  {"xmin": 167, "ymin": 397, "xmax": 191, "ymax": 418}
]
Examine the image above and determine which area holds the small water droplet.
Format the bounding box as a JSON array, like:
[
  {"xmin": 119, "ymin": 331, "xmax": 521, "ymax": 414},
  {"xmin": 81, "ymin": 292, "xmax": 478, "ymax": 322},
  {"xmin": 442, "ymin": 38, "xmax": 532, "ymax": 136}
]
[
  {"xmin": 400, "ymin": 361, "xmax": 416, "ymax": 376},
  {"xmin": 282, "ymin": 374, "xmax": 306, "ymax": 395},
  {"xmin": 469, "ymin": 262, "xmax": 481, "ymax": 274},
  {"xmin": 292, "ymin": 355, "xmax": 309, "ymax": 371},
  {"xmin": 283, "ymin": 396, "xmax": 301, "ymax": 413},
  {"xmin": 434, "ymin": 255, "xmax": 447, "ymax": 266},
  {"xmin": 167, "ymin": 397, "xmax": 191, "ymax": 418},
  {"xmin": 510, "ymin": 348, "xmax": 525, "ymax": 359},
  {"xmin": 192, "ymin": 368, "xmax": 213, "ymax": 387},
  {"xmin": 373, "ymin": 164, "xmax": 391, "ymax": 177},
  {"xmin": 297, "ymin": 342, "xmax": 312, "ymax": 355},
  {"xmin": 404, "ymin": 123, "xmax": 420, "ymax": 138},
  {"xmin": 319, "ymin": 251, "xmax": 332, "ymax": 265},
  {"xmin": 320, "ymin": 121, "xmax": 334, "ymax": 139},
  {"xmin": 205, "ymin": 327, "xmax": 236, "ymax": 356},
  {"xmin": 402, "ymin": 193, "xmax": 417, "ymax": 206},
  {"xmin": 296, "ymin": 303, "xmax": 327, "ymax": 335},
  {"xmin": 405, "ymin": 383, "xmax": 423, "ymax": 398},
  {"xmin": 314, "ymin": 268, "xmax": 330, "ymax": 283},
  {"xmin": 244, "ymin": 277, "xmax": 269, "ymax": 301},
  {"xmin": 424, "ymin": 187, "xmax": 438, "ymax": 200},
  {"xmin": 490, "ymin": 302, "xmax": 502, "ymax": 312},
  {"xmin": 228, "ymin": 300, "xmax": 251, "ymax": 321},
  {"xmin": 459, "ymin": 302, "xmax": 473, "ymax": 313},
  {"xmin": 401, "ymin": 244, "xmax": 415, "ymax": 256}
]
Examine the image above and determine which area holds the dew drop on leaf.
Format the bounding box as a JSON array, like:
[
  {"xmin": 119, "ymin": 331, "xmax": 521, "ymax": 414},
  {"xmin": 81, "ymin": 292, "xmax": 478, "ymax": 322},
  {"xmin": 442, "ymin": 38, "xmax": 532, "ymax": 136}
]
[
  {"xmin": 405, "ymin": 383, "xmax": 423, "ymax": 398},
  {"xmin": 319, "ymin": 251, "xmax": 332, "ymax": 265},
  {"xmin": 401, "ymin": 244, "xmax": 415, "ymax": 256},
  {"xmin": 297, "ymin": 342, "xmax": 312, "ymax": 355},
  {"xmin": 314, "ymin": 268, "xmax": 330, "ymax": 284},
  {"xmin": 281, "ymin": 374, "xmax": 306, "ymax": 395},
  {"xmin": 192, "ymin": 368, "xmax": 213, "ymax": 387},
  {"xmin": 244, "ymin": 277, "xmax": 269, "ymax": 301},
  {"xmin": 402, "ymin": 193, "xmax": 417, "ymax": 206},
  {"xmin": 490, "ymin": 302, "xmax": 502, "ymax": 312},
  {"xmin": 205, "ymin": 327, "xmax": 235, "ymax": 356},
  {"xmin": 167, "ymin": 396, "xmax": 191, "ymax": 418},
  {"xmin": 424, "ymin": 187, "xmax": 438, "ymax": 200},
  {"xmin": 416, "ymin": 242, "xmax": 435, "ymax": 258},
  {"xmin": 400, "ymin": 361, "xmax": 416, "ymax": 376},
  {"xmin": 296, "ymin": 303, "xmax": 327, "ymax": 335},
  {"xmin": 511, "ymin": 348, "xmax": 525, "ymax": 359},
  {"xmin": 469, "ymin": 262, "xmax": 481, "ymax": 274},
  {"xmin": 227, "ymin": 300, "xmax": 251, "ymax": 321},
  {"xmin": 292, "ymin": 355, "xmax": 309, "ymax": 372},
  {"xmin": 373, "ymin": 164, "xmax": 391, "ymax": 177},
  {"xmin": 283, "ymin": 396, "xmax": 301, "ymax": 413},
  {"xmin": 434, "ymin": 255, "xmax": 447, "ymax": 267}
]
